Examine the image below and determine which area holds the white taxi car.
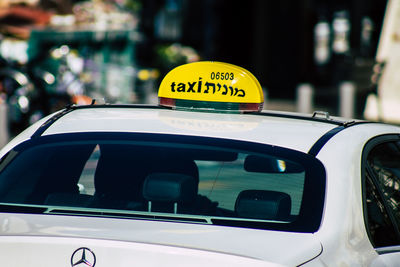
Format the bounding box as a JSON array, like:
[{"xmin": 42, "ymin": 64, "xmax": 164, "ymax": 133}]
[{"xmin": 0, "ymin": 61, "xmax": 400, "ymax": 266}]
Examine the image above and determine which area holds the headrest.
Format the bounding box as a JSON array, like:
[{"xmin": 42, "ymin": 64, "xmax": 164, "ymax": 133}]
[
  {"xmin": 142, "ymin": 172, "xmax": 197, "ymax": 203},
  {"xmin": 94, "ymin": 144, "xmax": 150, "ymax": 200},
  {"xmin": 235, "ymin": 190, "xmax": 291, "ymax": 221}
]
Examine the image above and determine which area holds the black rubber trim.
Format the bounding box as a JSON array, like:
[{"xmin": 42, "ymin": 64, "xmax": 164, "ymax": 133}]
[
  {"xmin": 376, "ymin": 246, "xmax": 400, "ymax": 255},
  {"xmin": 30, "ymin": 104, "xmax": 167, "ymax": 138},
  {"xmin": 29, "ymin": 103, "xmax": 363, "ymax": 139},
  {"xmin": 65, "ymin": 104, "xmax": 163, "ymax": 110},
  {"xmin": 308, "ymin": 126, "xmax": 345, "ymax": 156},
  {"xmin": 31, "ymin": 107, "xmax": 75, "ymax": 139},
  {"xmin": 308, "ymin": 121, "xmax": 375, "ymax": 157}
]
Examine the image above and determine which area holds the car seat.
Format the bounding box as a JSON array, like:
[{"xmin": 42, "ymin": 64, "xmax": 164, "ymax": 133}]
[{"xmin": 235, "ymin": 190, "xmax": 291, "ymax": 221}]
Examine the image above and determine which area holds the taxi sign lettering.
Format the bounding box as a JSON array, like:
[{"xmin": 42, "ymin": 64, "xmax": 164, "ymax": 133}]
[
  {"xmin": 158, "ymin": 61, "xmax": 263, "ymax": 104},
  {"xmin": 170, "ymin": 78, "xmax": 245, "ymax": 97}
]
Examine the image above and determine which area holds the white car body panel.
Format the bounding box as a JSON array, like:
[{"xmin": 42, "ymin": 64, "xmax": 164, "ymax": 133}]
[
  {"xmin": 0, "ymin": 108, "xmax": 336, "ymax": 160},
  {"xmin": 2, "ymin": 105, "xmax": 400, "ymax": 266},
  {"xmin": 0, "ymin": 213, "xmax": 321, "ymax": 266},
  {"xmin": 313, "ymin": 123, "xmax": 400, "ymax": 266},
  {"xmin": 43, "ymin": 108, "xmax": 336, "ymax": 152},
  {"xmin": 0, "ymin": 236, "xmax": 283, "ymax": 267},
  {"xmin": 0, "ymin": 108, "xmax": 337, "ymax": 158}
]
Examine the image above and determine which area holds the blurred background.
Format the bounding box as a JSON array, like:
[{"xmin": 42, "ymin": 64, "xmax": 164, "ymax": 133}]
[{"xmin": 0, "ymin": 0, "xmax": 397, "ymax": 146}]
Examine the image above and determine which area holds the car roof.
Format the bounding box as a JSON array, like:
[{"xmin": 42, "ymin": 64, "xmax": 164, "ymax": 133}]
[{"xmin": 23, "ymin": 104, "xmax": 365, "ymax": 154}]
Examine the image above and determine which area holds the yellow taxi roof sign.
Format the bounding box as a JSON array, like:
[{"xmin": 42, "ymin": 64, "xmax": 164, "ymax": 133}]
[{"xmin": 158, "ymin": 62, "xmax": 264, "ymax": 106}]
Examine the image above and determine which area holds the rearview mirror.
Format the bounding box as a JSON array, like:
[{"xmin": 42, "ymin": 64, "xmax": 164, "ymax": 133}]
[{"xmin": 244, "ymin": 155, "xmax": 304, "ymax": 173}]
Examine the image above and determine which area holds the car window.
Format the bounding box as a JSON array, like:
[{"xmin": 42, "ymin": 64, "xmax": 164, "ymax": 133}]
[
  {"xmin": 365, "ymin": 139, "xmax": 400, "ymax": 247},
  {"xmin": 0, "ymin": 133, "xmax": 325, "ymax": 233}
]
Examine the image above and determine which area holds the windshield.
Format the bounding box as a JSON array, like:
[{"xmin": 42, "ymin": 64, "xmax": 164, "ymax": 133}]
[{"xmin": 0, "ymin": 132, "xmax": 325, "ymax": 233}]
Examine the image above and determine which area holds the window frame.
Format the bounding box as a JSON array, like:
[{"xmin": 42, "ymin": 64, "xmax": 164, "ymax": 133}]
[{"xmin": 362, "ymin": 134, "xmax": 400, "ymax": 248}]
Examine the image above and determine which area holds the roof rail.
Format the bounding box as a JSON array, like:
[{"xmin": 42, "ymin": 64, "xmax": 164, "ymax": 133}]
[{"xmin": 312, "ymin": 111, "xmax": 330, "ymax": 120}]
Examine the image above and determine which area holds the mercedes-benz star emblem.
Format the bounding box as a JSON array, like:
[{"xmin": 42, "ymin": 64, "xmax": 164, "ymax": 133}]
[{"xmin": 71, "ymin": 247, "xmax": 96, "ymax": 267}]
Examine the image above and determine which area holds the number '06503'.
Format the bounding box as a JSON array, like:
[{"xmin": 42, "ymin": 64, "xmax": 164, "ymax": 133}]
[{"xmin": 210, "ymin": 72, "xmax": 234, "ymax": 80}]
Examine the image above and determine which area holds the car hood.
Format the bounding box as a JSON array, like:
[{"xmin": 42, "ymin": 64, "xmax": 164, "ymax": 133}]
[{"xmin": 0, "ymin": 214, "xmax": 322, "ymax": 266}]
